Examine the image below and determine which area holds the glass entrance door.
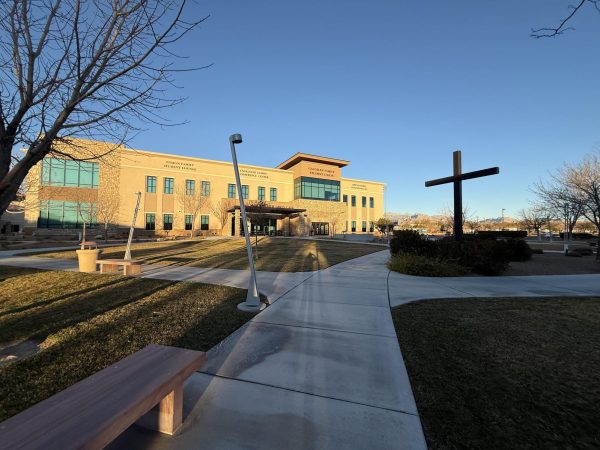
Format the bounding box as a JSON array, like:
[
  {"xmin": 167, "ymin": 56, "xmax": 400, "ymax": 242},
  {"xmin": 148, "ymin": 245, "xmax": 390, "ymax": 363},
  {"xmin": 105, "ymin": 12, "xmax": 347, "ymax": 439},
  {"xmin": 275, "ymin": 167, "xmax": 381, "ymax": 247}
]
[{"xmin": 311, "ymin": 222, "xmax": 329, "ymax": 236}]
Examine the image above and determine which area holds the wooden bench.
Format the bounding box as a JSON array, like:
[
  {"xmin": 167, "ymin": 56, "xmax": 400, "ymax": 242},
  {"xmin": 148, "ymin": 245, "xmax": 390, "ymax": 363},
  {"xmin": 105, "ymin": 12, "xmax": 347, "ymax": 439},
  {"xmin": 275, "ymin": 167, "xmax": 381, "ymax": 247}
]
[
  {"xmin": 0, "ymin": 344, "xmax": 206, "ymax": 450},
  {"xmin": 97, "ymin": 258, "xmax": 142, "ymax": 275}
]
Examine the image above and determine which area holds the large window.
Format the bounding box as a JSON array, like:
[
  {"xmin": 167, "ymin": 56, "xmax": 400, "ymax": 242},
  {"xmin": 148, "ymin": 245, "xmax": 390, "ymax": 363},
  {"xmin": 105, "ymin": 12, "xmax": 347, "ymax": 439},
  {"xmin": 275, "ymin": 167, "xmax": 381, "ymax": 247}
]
[
  {"xmin": 369, "ymin": 197, "xmax": 374, "ymax": 208},
  {"xmin": 228, "ymin": 183, "xmax": 236, "ymax": 199},
  {"xmin": 185, "ymin": 180, "xmax": 195, "ymax": 196},
  {"xmin": 362, "ymin": 221, "xmax": 367, "ymax": 232},
  {"xmin": 351, "ymin": 220, "xmax": 356, "ymax": 232},
  {"xmin": 258, "ymin": 186, "xmax": 265, "ymax": 201},
  {"xmin": 145, "ymin": 213, "xmax": 156, "ymax": 230},
  {"xmin": 41, "ymin": 158, "xmax": 99, "ymax": 188},
  {"xmin": 201, "ymin": 181, "xmax": 211, "ymax": 196},
  {"xmin": 164, "ymin": 177, "xmax": 174, "ymax": 194},
  {"xmin": 370, "ymin": 221, "xmax": 375, "ymax": 232},
  {"xmin": 294, "ymin": 177, "xmax": 340, "ymax": 202},
  {"xmin": 146, "ymin": 176, "xmax": 156, "ymax": 193},
  {"xmin": 270, "ymin": 187, "xmax": 277, "ymax": 201},
  {"xmin": 242, "ymin": 185, "xmax": 249, "ymax": 200},
  {"xmin": 185, "ymin": 214, "xmax": 193, "ymax": 230},
  {"xmin": 362, "ymin": 196, "xmax": 367, "ymax": 208},
  {"xmin": 201, "ymin": 215, "xmax": 209, "ymax": 230},
  {"xmin": 351, "ymin": 196, "xmax": 356, "ymax": 207},
  {"xmin": 343, "ymin": 194, "xmax": 348, "ymax": 203},
  {"xmin": 38, "ymin": 200, "xmax": 97, "ymax": 228},
  {"xmin": 163, "ymin": 214, "xmax": 173, "ymax": 230}
]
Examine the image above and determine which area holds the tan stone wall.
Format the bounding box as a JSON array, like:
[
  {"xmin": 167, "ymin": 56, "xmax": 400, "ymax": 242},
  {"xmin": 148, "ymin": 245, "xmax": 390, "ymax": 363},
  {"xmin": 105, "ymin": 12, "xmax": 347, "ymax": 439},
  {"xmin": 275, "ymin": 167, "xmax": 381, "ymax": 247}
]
[{"xmin": 23, "ymin": 138, "xmax": 385, "ymax": 236}]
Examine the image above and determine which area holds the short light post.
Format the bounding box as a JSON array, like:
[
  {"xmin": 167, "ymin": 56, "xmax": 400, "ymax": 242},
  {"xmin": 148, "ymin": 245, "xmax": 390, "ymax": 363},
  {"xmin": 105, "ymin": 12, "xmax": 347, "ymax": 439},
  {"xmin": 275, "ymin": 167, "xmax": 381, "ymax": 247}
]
[{"xmin": 229, "ymin": 134, "xmax": 264, "ymax": 312}]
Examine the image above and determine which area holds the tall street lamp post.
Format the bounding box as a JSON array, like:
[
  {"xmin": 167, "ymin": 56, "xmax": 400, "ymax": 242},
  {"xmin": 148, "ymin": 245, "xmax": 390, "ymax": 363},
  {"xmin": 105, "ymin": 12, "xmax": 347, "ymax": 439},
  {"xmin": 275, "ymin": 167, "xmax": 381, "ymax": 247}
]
[{"xmin": 229, "ymin": 134, "xmax": 264, "ymax": 312}]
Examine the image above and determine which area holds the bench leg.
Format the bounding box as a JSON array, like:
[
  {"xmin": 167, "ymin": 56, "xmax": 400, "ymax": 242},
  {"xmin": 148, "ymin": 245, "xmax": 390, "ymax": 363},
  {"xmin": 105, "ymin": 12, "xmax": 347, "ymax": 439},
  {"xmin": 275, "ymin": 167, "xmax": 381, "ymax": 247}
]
[
  {"xmin": 124, "ymin": 264, "xmax": 141, "ymax": 276},
  {"xmin": 101, "ymin": 264, "xmax": 119, "ymax": 274},
  {"xmin": 157, "ymin": 383, "xmax": 183, "ymax": 435}
]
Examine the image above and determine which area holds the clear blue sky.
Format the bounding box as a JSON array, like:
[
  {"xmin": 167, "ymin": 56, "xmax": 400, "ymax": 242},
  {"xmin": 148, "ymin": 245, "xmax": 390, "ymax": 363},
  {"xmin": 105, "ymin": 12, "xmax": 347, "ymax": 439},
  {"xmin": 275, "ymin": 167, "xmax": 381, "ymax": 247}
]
[{"xmin": 127, "ymin": 0, "xmax": 600, "ymax": 219}]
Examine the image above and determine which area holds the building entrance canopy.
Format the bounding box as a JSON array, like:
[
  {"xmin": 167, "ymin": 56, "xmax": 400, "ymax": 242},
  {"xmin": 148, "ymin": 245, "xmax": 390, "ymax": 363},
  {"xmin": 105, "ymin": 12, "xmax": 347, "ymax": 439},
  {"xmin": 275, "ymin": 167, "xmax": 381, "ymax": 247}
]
[{"xmin": 227, "ymin": 204, "xmax": 306, "ymax": 219}]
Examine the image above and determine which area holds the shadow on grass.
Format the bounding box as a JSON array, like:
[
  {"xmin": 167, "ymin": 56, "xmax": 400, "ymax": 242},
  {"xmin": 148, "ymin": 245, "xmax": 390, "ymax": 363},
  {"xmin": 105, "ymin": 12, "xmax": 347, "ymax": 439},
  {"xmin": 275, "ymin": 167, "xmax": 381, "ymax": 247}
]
[
  {"xmin": 0, "ymin": 275, "xmax": 179, "ymax": 343},
  {"xmin": 0, "ymin": 279, "xmax": 249, "ymax": 421}
]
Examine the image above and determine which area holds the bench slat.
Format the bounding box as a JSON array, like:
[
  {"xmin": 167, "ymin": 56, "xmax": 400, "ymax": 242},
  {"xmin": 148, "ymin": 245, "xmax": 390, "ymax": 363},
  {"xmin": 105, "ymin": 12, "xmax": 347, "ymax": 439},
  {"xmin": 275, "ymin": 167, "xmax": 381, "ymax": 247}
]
[{"xmin": 0, "ymin": 344, "xmax": 205, "ymax": 450}]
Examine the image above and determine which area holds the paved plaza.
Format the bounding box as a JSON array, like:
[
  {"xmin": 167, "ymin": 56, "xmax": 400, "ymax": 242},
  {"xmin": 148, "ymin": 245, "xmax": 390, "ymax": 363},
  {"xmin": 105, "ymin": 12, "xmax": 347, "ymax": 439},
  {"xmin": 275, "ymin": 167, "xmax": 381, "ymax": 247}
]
[{"xmin": 1, "ymin": 248, "xmax": 600, "ymax": 448}]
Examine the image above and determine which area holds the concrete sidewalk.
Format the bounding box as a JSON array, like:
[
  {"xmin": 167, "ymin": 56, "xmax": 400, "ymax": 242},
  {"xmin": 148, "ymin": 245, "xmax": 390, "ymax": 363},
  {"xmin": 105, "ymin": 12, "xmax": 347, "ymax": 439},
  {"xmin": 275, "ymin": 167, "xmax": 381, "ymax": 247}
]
[{"xmin": 109, "ymin": 251, "xmax": 428, "ymax": 450}]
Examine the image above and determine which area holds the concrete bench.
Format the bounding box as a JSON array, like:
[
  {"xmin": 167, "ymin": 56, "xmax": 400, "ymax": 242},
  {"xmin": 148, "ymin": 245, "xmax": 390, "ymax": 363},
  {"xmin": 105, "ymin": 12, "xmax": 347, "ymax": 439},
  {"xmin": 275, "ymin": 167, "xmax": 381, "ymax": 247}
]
[
  {"xmin": 98, "ymin": 258, "xmax": 142, "ymax": 275},
  {"xmin": 0, "ymin": 344, "xmax": 206, "ymax": 450}
]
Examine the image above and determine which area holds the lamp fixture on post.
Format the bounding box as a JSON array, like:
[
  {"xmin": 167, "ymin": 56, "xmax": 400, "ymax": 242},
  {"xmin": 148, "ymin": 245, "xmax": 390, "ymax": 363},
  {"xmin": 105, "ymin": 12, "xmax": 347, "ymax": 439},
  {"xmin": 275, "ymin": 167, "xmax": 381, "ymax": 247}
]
[{"xmin": 229, "ymin": 133, "xmax": 264, "ymax": 312}]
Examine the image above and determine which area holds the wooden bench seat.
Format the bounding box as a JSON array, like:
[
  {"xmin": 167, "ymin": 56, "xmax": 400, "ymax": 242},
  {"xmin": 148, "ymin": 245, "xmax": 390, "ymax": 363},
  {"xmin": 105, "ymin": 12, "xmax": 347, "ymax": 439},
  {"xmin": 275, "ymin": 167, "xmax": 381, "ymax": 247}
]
[
  {"xmin": 0, "ymin": 344, "xmax": 206, "ymax": 450},
  {"xmin": 97, "ymin": 258, "xmax": 142, "ymax": 275}
]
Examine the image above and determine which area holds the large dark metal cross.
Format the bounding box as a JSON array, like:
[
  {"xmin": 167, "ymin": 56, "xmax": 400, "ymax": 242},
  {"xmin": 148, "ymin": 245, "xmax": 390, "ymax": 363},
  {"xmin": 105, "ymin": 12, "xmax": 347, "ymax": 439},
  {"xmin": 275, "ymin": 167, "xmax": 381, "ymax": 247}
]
[{"xmin": 425, "ymin": 151, "xmax": 499, "ymax": 241}]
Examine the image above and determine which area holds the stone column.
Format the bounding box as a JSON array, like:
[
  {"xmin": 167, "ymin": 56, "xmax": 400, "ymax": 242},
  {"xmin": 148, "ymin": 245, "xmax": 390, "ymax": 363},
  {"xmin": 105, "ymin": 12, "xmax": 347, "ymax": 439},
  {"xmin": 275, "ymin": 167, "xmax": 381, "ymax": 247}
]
[{"xmin": 234, "ymin": 209, "xmax": 241, "ymax": 236}]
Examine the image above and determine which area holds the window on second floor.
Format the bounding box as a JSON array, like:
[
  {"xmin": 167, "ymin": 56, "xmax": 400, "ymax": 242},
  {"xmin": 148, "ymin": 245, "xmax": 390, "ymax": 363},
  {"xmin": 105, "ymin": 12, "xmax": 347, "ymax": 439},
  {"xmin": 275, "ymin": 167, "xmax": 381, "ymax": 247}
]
[
  {"xmin": 343, "ymin": 194, "xmax": 348, "ymax": 203},
  {"xmin": 369, "ymin": 197, "xmax": 374, "ymax": 208},
  {"xmin": 228, "ymin": 183, "xmax": 236, "ymax": 199},
  {"xmin": 146, "ymin": 176, "xmax": 156, "ymax": 193},
  {"xmin": 351, "ymin": 196, "xmax": 356, "ymax": 207},
  {"xmin": 258, "ymin": 186, "xmax": 265, "ymax": 201},
  {"xmin": 201, "ymin": 181, "xmax": 211, "ymax": 196},
  {"xmin": 270, "ymin": 187, "xmax": 277, "ymax": 201},
  {"xmin": 362, "ymin": 196, "xmax": 367, "ymax": 208},
  {"xmin": 185, "ymin": 179, "xmax": 195, "ymax": 196},
  {"xmin": 241, "ymin": 185, "xmax": 249, "ymax": 200},
  {"xmin": 164, "ymin": 177, "xmax": 174, "ymax": 194}
]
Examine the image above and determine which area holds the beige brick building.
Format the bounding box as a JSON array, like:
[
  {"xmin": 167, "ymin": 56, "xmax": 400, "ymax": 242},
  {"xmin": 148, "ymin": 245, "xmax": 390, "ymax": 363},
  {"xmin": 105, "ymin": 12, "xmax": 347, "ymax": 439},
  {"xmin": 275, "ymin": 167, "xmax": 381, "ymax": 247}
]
[{"xmin": 24, "ymin": 139, "xmax": 385, "ymax": 237}]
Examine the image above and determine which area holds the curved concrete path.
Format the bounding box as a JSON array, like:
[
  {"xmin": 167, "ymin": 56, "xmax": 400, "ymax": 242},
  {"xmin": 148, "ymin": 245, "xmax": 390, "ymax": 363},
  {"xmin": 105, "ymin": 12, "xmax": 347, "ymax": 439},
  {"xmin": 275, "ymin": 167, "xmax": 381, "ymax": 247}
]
[
  {"xmin": 3, "ymin": 248, "xmax": 599, "ymax": 449},
  {"xmin": 107, "ymin": 250, "xmax": 428, "ymax": 450}
]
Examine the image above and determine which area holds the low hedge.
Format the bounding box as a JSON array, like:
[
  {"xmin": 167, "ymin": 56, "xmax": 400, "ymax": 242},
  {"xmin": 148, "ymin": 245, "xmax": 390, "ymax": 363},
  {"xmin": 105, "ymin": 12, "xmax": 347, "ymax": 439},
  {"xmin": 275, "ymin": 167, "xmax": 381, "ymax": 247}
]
[
  {"xmin": 390, "ymin": 230, "xmax": 531, "ymax": 275},
  {"xmin": 388, "ymin": 254, "xmax": 469, "ymax": 277}
]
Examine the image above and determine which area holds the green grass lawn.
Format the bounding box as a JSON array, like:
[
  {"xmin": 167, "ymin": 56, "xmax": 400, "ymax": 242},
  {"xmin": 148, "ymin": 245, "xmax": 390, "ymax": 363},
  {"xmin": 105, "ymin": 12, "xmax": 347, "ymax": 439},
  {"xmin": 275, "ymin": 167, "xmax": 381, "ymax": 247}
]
[
  {"xmin": 393, "ymin": 297, "xmax": 600, "ymax": 450},
  {"xmin": 0, "ymin": 266, "xmax": 251, "ymax": 421},
  {"xmin": 31, "ymin": 237, "xmax": 385, "ymax": 272}
]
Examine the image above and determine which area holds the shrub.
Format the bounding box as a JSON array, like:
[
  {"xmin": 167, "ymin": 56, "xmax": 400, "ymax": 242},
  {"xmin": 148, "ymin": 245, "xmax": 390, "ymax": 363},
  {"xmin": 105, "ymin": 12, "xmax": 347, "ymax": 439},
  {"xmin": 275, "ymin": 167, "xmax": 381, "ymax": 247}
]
[
  {"xmin": 503, "ymin": 239, "xmax": 532, "ymax": 262},
  {"xmin": 388, "ymin": 254, "xmax": 469, "ymax": 277},
  {"xmin": 390, "ymin": 230, "xmax": 437, "ymax": 257}
]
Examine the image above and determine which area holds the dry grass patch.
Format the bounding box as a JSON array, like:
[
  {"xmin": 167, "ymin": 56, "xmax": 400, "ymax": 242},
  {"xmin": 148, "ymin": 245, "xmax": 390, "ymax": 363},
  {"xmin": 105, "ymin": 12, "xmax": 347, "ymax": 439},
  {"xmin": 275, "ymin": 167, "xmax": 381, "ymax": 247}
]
[
  {"xmin": 31, "ymin": 237, "xmax": 385, "ymax": 272},
  {"xmin": 0, "ymin": 266, "xmax": 250, "ymax": 421},
  {"xmin": 393, "ymin": 297, "xmax": 600, "ymax": 450}
]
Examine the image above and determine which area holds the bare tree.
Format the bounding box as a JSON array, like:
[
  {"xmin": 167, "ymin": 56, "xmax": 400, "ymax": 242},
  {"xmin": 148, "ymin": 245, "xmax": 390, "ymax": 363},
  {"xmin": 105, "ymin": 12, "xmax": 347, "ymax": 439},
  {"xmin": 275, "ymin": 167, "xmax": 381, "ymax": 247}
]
[
  {"xmin": 96, "ymin": 184, "xmax": 120, "ymax": 242},
  {"xmin": 531, "ymin": 0, "xmax": 599, "ymax": 38},
  {"xmin": 563, "ymin": 153, "xmax": 600, "ymax": 259},
  {"xmin": 532, "ymin": 175, "xmax": 585, "ymax": 242},
  {"xmin": 329, "ymin": 214, "xmax": 341, "ymax": 238},
  {"xmin": 208, "ymin": 198, "xmax": 234, "ymax": 235},
  {"xmin": 175, "ymin": 184, "xmax": 208, "ymax": 239},
  {"xmin": 440, "ymin": 205, "xmax": 472, "ymax": 234},
  {"xmin": 519, "ymin": 206, "xmax": 550, "ymax": 240},
  {"xmin": 0, "ymin": 1, "xmax": 207, "ymax": 217}
]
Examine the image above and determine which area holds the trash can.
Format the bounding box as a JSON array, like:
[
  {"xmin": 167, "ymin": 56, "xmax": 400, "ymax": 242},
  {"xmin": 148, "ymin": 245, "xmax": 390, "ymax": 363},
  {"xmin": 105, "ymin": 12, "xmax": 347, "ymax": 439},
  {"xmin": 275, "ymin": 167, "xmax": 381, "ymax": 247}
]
[{"xmin": 76, "ymin": 249, "xmax": 102, "ymax": 273}]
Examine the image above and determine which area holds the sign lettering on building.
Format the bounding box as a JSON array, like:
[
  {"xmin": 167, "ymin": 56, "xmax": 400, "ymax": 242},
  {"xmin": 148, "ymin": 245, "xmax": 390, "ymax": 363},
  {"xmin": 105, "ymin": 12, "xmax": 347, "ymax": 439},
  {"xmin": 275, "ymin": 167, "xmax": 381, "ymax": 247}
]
[
  {"xmin": 164, "ymin": 160, "xmax": 197, "ymax": 171},
  {"xmin": 351, "ymin": 183, "xmax": 367, "ymax": 191},
  {"xmin": 240, "ymin": 168, "xmax": 270, "ymax": 179},
  {"xmin": 308, "ymin": 166, "xmax": 336, "ymax": 179}
]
